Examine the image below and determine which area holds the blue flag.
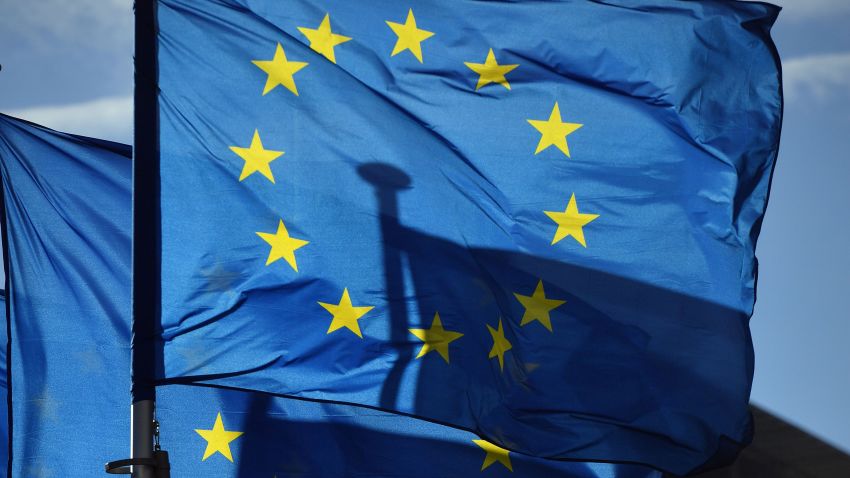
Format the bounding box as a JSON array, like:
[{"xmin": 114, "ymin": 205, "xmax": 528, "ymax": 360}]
[
  {"xmin": 0, "ymin": 114, "xmax": 132, "ymax": 476},
  {"xmin": 0, "ymin": 115, "xmax": 656, "ymax": 477},
  {"xmin": 148, "ymin": 0, "xmax": 782, "ymax": 473},
  {"xmin": 158, "ymin": 384, "xmax": 660, "ymax": 477}
]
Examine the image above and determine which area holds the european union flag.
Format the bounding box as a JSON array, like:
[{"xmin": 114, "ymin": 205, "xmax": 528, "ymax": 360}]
[
  {"xmin": 0, "ymin": 114, "xmax": 132, "ymax": 476},
  {"xmin": 158, "ymin": 384, "xmax": 660, "ymax": 477},
  {"xmin": 0, "ymin": 115, "xmax": 656, "ymax": 478},
  {"xmin": 144, "ymin": 0, "xmax": 782, "ymax": 474}
]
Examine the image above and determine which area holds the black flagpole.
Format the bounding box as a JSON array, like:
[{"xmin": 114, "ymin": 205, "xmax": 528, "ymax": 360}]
[{"xmin": 129, "ymin": 0, "xmax": 159, "ymax": 476}]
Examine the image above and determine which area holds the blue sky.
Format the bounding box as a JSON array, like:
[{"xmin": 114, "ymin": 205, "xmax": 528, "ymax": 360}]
[{"xmin": 1, "ymin": 0, "xmax": 849, "ymax": 454}]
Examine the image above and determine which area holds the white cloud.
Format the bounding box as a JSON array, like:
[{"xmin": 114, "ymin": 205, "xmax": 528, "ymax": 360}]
[
  {"xmin": 0, "ymin": 0, "xmax": 132, "ymax": 53},
  {"xmin": 770, "ymin": 0, "xmax": 850, "ymax": 20},
  {"xmin": 5, "ymin": 95, "xmax": 133, "ymax": 144},
  {"xmin": 783, "ymin": 53, "xmax": 850, "ymax": 103}
]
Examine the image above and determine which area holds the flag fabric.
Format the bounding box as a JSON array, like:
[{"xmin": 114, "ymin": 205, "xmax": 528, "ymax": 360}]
[
  {"xmin": 148, "ymin": 0, "xmax": 782, "ymax": 474},
  {"xmin": 158, "ymin": 383, "xmax": 660, "ymax": 478},
  {"xmin": 0, "ymin": 116, "xmax": 657, "ymax": 478},
  {"xmin": 0, "ymin": 114, "xmax": 132, "ymax": 476}
]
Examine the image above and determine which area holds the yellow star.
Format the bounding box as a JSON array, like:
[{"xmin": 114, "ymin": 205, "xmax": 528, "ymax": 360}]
[
  {"xmin": 409, "ymin": 312, "xmax": 463, "ymax": 363},
  {"xmin": 486, "ymin": 318, "xmax": 513, "ymax": 371},
  {"xmin": 464, "ymin": 49, "xmax": 519, "ymax": 91},
  {"xmin": 472, "ymin": 439, "xmax": 513, "ymax": 472},
  {"xmin": 228, "ymin": 130, "xmax": 283, "ymax": 183},
  {"xmin": 544, "ymin": 194, "xmax": 599, "ymax": 247},
  {"xmin": 256, "ymin": 219, "xmax": 309, "ymax": 271},
  {"xmin": 527, "ymin": 102, "xmax": 583, "ymax": 157},
  {"xmin": 513, "ymin": 280, "xmax": 566, "ymax": 332},
  {"xmin": 297, "ymin": 14, "xmax": 351, "ymax": 64},
  {"xmin": 386, "ymin": 9, "xmax": 434, "ymax": 63},
  {"xmin": 252, "ymin": 43, "xmax": 308, "ymax": 96},
  {"xmin": 318, "ymin": 288, "xmax": 374, "ymax": 338},
  {"xmin": 195, "ymin": 413, "xmax": 243, "ymax": 462}
]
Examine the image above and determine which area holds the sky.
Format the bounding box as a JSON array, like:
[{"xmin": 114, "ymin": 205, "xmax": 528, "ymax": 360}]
[{"xmin": 1, "ymin": 0, "xmax": 849, "ymax": 455}]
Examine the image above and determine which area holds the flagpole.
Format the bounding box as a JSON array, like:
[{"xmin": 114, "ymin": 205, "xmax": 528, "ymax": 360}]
[
  {"xmin": 131, "ymin": 0, "xmax": 159, "ymax": 476},
  {"xmin": 130, "ymin": 401, "xmax": 154, "ymax": 478}
]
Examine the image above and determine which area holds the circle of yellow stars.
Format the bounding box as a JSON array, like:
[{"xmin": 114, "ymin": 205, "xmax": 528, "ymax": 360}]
[{"xmin": 208, "ymin": 7, "xmax": 604, "ymax": 473}]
